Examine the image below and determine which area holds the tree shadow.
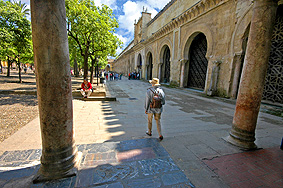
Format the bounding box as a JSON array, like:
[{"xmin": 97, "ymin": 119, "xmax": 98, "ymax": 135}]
[{"xmin": 0, "ymin": 94, "xmax": 38, "ymax": 106}]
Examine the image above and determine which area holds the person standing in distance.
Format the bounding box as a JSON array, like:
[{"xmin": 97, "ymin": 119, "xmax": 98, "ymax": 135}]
[{"xmin": 145, "ymin": 78, "xmax": 165, "ymax": 140}]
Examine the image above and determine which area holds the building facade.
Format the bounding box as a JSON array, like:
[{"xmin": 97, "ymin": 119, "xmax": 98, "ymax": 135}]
[
  {"xmin": 105, "ymin": 59, "xmax": 115, "ymax": 72},
  {"xmin": 114, "ymin": 0, "xmax": 283, "ymax": 105}
]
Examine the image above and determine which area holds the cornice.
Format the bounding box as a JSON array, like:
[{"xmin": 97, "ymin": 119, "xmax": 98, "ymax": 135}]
[{"xmin": 152, "ymin": 0, "xmax": 229, "ymax": 39}]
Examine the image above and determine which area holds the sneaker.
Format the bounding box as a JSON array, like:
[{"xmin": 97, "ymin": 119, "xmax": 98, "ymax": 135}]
[
  {"xmin": 159, "ymin": 136, "xmax": 163, "ymax": 141},
  {"xmin": 84, "ymin": 96, "xmax": 87, "ymax": 98},
  {"xmin": 146, "ymin": 131, "xmax": 152, "ymax": 136}
]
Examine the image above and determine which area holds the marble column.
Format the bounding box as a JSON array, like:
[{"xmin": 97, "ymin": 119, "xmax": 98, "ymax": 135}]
[
  {"xmin": 31, "ymin": 0, "xmax": 78, "ymax": 182},
  {"xmin": 179, "ymin": 59, "xmax": 187, "ymax": 87},
  {"xmin": 226, "ymin": 0, "xmax": 278, "ymax": 150}
]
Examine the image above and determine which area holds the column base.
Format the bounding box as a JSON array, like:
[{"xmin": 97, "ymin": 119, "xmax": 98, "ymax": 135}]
[
  {"xmin": 33, "ymin": 151, "xmax": 82, "ymax": 184},
  {"xmin": 224, "ymin": 125, "xmax": 257, "ymax": 150},
  {"xmin": 32, "ymin": 166, "xmax": 77, "ymax": 184}
]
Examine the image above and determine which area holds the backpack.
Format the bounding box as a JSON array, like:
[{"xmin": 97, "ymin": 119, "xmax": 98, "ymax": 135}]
[{"xmin": 149, "ymin": 88, "xmax": 162, "ymax": 108}]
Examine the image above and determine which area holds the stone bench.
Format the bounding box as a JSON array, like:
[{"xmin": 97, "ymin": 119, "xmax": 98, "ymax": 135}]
[{"xmin": 72, "ymin": 90, "xmax": 116, "ymax": 101}]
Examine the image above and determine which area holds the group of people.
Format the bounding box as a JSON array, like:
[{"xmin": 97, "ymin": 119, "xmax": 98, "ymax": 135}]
[
  {"xmin": 80, "ymin": 77, "xmax": 166, "ymax": 141},
  {"xmin": 128, "ymin": 71, "xmax": 140, "ymax": 80},
  {"xmin": 105, "ymin": 72, "xmax": 122, "ymax": 81}
]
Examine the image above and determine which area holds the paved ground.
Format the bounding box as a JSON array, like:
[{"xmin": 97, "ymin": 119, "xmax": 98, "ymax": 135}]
[{"xmin": 0, "ymin": 73, "xmax": 282, "ymax": 187}]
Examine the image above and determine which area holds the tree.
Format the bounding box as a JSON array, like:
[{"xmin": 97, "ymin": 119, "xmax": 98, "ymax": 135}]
[
  {"xmin": 13, "ymin": 0, "xmax": 30, "ymax": 17},
  {"xmin": 88, "ymin": 5, "xmax": 122, "ymax": 84},
  {"xmin": 0, "ymin": 0, "xmax": 15, "ymax": 76},
  {"xmin": 68, "ymin": 39, "xmax": 84, "ymax": 77},
  {"xmin": 0, "ymin": 0, "xmax": 32, "ymax": 81},
  {"xmin": 65, "ymin": 0, "xmax": 122, "ymax": 80}
]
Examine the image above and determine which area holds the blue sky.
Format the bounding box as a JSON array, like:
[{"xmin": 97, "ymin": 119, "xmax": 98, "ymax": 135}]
[
  {"xmin": 10, "ymin": 0, "xmax": 171, "ymax": 54},
  {"xmin": 107, "ymin": 0, "xmax": 170, "ymax": 54}
]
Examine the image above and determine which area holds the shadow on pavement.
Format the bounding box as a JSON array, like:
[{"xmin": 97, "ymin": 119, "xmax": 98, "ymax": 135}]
[{"xmin": 0, "ymin": 139, "xmax": 195, "ymax": 187}]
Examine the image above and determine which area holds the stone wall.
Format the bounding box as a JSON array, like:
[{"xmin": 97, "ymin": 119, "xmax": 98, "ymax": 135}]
[
  {"xmin": 114, "ymin": 0, "xmax": 282, "ymax": 104},
  {"xmin": 146, "ymin": 0, "xmax": 197, "ymax": 38}
]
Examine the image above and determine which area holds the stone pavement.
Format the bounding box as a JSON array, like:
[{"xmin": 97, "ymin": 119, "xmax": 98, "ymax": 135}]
[
  {"xmin": 0, "ymin": 76, "xmax": 282, "ymax": 187},
  {"xmin": 203, "ymin": 147, "xmax": 283, "ymax": 188},
  {"xmin": 0, "ymin": 139, "xmax": 194, "ymax": 187}
]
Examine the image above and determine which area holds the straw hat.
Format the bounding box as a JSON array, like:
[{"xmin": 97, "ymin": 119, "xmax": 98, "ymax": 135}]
[{"xmin": 149, "ymin": 78, "xmax": 160, "ymax": 86}]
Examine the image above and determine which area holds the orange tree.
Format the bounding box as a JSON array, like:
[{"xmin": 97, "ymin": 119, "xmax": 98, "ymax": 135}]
[{"xmin": 66, "ymin": 0, "xmax": 122, "ymax": 80}]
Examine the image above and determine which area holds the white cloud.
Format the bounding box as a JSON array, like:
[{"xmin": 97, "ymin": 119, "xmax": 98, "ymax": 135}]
[
  {"xmin": 118, "ymin": 1, "xmax": 141, "ymax": 34},
  {"xmin": 114, "ymin": 33, "xmax": 130, "ymax": 55},
  {"xmin": 114, "ymin": 33, "xmax": 129, "ymax": 45},
  {"xmin": 95, "ymin": 0, "xmax": 118, "ymax": 10},
  {"xmin": 118, "ymin": 1, "xmax": 158, "ymax": 35}
]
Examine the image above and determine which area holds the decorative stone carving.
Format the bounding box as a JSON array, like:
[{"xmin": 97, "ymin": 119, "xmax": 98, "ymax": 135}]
[{"xmin": 152, "ymin": 0, "xmax": 229, "ymax": 39}]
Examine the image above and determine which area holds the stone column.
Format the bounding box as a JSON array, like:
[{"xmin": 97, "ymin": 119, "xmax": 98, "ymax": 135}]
[
  {"xmin": 31, "ymin": 0, "xmax": 78, "ymax": 182},
  {"xmin": 145, "ymin": 65, "xmax": 148, "ymax": 80},
  {"xmin": 207, "ymin": 61, "xmax": 221, "ymax": 96},
  {"xmin": 230, "ymin": 54, "xmax": 243, "ymax": 99},
  {"xmin": 179, "ymin": 59, "xmax": 187, "ymax": 87},
  {"xmin": 158, "ymin": 63, "xmax": 162, "ymax": 80},
  {"xmin": 226, "ymin": 0, "xmax": 278, "ymax": 150}
]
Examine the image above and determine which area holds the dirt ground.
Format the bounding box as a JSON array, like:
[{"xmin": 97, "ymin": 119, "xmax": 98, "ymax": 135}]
[
  {"xmin": 0, "ymin": 69, "xmax": 38, "ymax": 143},
  {"xmin": 0, "ymin": 68, "xmax": 86, "ymax": 143}
]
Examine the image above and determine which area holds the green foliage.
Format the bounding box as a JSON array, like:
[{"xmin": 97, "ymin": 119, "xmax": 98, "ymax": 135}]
[
  {"xmin": 0, "ymin": 0, "xmax": 32, "ymax": 63},
  {"xmin": 65, "ymin": 0, "xmax": 122, "ymax": 76}
]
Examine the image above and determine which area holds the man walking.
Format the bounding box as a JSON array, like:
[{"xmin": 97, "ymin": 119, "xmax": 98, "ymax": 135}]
[{"xmin": 145, "ymin": 78, "xmax": 165, "ymax": 140}]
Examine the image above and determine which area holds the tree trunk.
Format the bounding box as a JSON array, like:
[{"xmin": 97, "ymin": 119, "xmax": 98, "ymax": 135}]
[
  {"xmin": 78, "ymin": 64, "xmax": 81, "ymax": 76},
  {"xmin": 90, "ymin": 58, "xmax": 95, "ymax": 84},
  {"xmin": 96, "ymin": 62, "xmax": 99, "ymax": 86},
  {"xmin": 83, "ymin": 56, "xmax": 88, "ymax": 79},
  {"xmin": 74, "ymin": 58, "xmax": 79, "ymax": 77},
  {"xmin": 83, "ymin": 50, "xmax": 89, "ymax": 80},
  {"xmin": 7, "ymin": 56, "xmax": 11, "ymax": 77},
  {"xmin": 0, "ymin": 60, "xmax": 2, "ymax": 74},
  {"xmin": 18, "ymin": 58, "xmax": 22, "ymax": 83}
]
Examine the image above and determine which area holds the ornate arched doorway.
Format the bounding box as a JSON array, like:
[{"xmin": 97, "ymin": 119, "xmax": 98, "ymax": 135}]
[
  {"xmin": 161, "ymin": 46, "xmax": 170, "ymax": 83},
  {"xmin": 187, "ymin": 33, "xmax": 208, "ymax": 90},
  {"xmin": 147, "ymin": 52, "xmax": 153, "ymax": 80},
  {"xmin": 262, "ymin": 4, "xmax": 283, "ymax": 104}
]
